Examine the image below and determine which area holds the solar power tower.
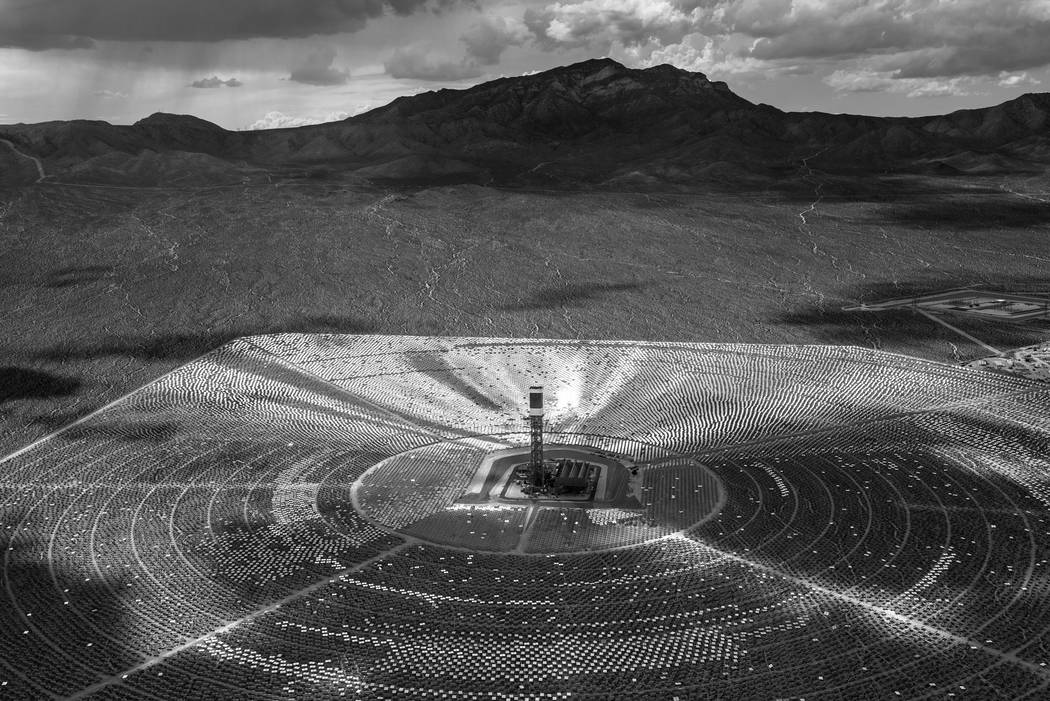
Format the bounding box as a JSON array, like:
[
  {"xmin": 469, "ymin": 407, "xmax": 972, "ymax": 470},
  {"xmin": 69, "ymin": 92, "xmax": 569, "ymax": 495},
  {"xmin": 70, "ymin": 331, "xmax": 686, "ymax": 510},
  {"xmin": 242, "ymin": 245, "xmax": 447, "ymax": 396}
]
[{"xmin": 529, "ymin": 386, "xmax": 545, "ymax": 489}]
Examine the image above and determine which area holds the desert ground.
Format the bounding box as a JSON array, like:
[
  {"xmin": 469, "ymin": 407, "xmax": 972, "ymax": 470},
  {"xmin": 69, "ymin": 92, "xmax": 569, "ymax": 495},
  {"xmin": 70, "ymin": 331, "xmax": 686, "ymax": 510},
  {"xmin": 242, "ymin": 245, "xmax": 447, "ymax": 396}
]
[{"xmin": 1, "ymin": 170, "xmax": 1048, "ymax": 456}]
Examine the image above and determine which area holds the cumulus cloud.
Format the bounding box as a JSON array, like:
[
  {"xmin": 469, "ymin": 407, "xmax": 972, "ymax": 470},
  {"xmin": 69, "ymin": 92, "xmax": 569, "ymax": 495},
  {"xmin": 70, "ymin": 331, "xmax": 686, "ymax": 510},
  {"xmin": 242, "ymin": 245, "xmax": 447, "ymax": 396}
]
[
  {"xmin": 91, "ymin": 89, "xmax": 128, "ymax": 99},
  {"xmin": 190, "ymin": 76, "xmax": 243, "ymax": 89},
  {"xmin": 461, "ymin": 15, "xmax": 529, "ymax": 65},
  {"xmin": 247, "ymin": 110, "xmax": 352, "ymax": 130},
  {"xmin": 903, "ymin": 78, "xmax": 972, "ymax": 98},
  {"xmin": 633, "ymin": 33, "xmax": 766, "ymax": 76},
  {"xmin": 822, "ymin": 70, "xmax": 893, "ymax": 94},
  {"xmin": 0, "ymin": 0, "xmax": 462, "ymax": 49},
  {"xmin": 641, "ymin": 40, "xmax": 708, "ymax": 73},
  {"xmin": 525, "ymin": 0, "xmax": 699, "ymax": 52},
  {"xmin": 824, "ymin": 70, "xmax": 973, "ymax": 99},
  {"xmin": 385, "ymin": 44, "xmax": 482, "ymax": 81},
  {"xmin": 998, "ymin": 72, "xmax": 1040, "ymax": 89},
  {"xmin": 521, "ymin": 0, "xmax": 1050, "ymax": 84},
  {"xmin": 742, "ymin": 0, "xmax": 1050, "ymax": 78},
  {"xmin": 289, "ymin": 47, "xmax": 350, "ymax": 86}
]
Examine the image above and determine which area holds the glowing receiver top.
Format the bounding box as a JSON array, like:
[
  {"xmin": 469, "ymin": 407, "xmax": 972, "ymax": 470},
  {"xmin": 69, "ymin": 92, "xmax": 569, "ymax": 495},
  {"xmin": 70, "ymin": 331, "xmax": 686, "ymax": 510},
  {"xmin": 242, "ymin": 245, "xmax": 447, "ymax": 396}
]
[{"xmin": 529, "ymin": 385, "xmax": 544, "ymax": 417}]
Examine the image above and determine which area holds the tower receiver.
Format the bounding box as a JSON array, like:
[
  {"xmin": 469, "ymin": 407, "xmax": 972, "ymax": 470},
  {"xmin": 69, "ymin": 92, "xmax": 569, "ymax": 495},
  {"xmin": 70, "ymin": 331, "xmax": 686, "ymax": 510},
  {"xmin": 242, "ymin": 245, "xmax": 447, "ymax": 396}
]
[{"xmin": 528, "ymin": 386, "xmax": 544, "ymax": 490}]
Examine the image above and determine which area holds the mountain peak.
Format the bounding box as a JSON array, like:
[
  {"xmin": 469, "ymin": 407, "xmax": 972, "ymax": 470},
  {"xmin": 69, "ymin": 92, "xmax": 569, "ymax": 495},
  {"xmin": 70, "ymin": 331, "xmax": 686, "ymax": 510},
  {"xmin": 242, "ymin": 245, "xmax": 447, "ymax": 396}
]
[
  {"xmin": 522, "ymin": 58, "xmax": 737, "ymax": 104},
  {"xmin": 4, "ymin": 59, "xmax": 1050, "ymax": 189},
  {"xmin": 643, "ymin": 62, "xmax": 706, "ymax": 77},
  {"xmin": 365, "ymin": 57, "xmax": 750, "ymax": 133},
  {"xmin": 134, "ymin": 113, "xmax": 224, "ymax": 131},
  {"xmin": 527, "ymin": 57, "xmax": 712, "ymax": 84},
  {"xmin": 548, "ymin": 56, "xmax": 627, "ymax": 74}
]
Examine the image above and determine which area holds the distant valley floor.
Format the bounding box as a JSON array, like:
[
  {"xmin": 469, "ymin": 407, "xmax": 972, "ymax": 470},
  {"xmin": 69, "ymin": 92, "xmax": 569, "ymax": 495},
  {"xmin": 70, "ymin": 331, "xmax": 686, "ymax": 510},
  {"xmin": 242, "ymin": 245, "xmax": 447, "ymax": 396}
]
[{"xmin": 0, "ymin": 172, "xmax": 1047, "ymax": 455}]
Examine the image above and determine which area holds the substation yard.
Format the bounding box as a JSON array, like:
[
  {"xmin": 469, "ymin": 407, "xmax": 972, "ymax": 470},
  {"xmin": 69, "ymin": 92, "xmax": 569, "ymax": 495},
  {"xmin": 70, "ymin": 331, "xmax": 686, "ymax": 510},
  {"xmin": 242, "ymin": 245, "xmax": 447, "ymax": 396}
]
[{"xmin": 2, "ymin": 335, "xmax": 1050, "ymax": 699}]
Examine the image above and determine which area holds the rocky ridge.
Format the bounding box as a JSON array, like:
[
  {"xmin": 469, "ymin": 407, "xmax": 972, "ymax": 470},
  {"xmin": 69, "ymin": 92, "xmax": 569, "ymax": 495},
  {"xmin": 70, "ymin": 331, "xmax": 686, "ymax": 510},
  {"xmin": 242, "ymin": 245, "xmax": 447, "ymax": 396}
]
[{"xmin": 1, "ymin": 58, "xmax": 1049, "ymax": 187}]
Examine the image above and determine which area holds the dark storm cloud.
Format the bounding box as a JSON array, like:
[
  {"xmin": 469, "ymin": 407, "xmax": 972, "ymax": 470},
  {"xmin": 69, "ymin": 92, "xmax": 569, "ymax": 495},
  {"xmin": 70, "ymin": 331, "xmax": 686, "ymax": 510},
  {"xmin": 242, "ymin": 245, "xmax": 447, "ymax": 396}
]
[
  {"xmin": 739, "ymin": 1, "xmax": 1050, "ymax": 77},
  {"xmin": 190, "ymin": 76, "xmax": 243, "ymax": 88},
  {"xmin": 385, "ymin": 45, "xmax": 482, "ymax": 81},
  {"xmin": 1, "ymin": 32, "xmax": 95, "ymax": 50},
  {"xmin": 288, "ymin": 47, "xmax": 350, "ymax": 85},
  {"xmin": 0, "ymin": 0, "xmax": 462, "ymax": 49},
  {"xmin": 737, "ymin": 0, "xmax": 1050, "ymax": 78},
  {"xmin": 885, "ymin": 27, "xmax": 1050, "ymax": 79},
  {"xmin": 745, "ymin": 19, "xmax": 915, "ymax": 61}
]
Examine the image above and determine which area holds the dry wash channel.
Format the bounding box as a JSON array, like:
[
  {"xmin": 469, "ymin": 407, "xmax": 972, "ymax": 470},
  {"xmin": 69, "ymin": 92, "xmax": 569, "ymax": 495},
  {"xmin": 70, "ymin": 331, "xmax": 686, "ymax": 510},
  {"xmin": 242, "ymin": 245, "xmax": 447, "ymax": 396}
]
[{"xmin": 2, "ymin": 335, "xmax": 1050, "ymax": 699}]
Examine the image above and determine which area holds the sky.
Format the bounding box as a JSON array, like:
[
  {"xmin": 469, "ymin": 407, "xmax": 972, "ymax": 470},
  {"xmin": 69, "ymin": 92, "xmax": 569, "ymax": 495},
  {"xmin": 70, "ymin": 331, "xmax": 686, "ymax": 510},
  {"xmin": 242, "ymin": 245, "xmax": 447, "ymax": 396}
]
[{"xmin": 1, "ymin": 0, "xmax": 1049, "ymax": 129}]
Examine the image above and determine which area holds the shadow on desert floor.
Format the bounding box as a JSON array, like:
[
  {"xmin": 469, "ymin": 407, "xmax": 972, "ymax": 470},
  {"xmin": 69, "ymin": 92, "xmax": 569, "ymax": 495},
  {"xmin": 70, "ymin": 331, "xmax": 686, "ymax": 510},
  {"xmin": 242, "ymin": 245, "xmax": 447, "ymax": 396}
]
[
  {"xmin": 41, "ymin": 265, "xmax": 115, "ymax": 289},
  {"xmin": 0, "ymin": 508, "xmax": 135, "ymax": 697},
  {"xmin": 876, "ymin": 197, "xmax": 1050, "ymax": 230},
  {"xmin": 502, "ymin": 281, "xmax": 647, "ymax": 312},
  {"xmin": 0, "ymin": 367, "xmax": 82, "ymax": 403},
  {"xmin": 30, "ymin": 315, "xmax": 378, "ymax": 363}
]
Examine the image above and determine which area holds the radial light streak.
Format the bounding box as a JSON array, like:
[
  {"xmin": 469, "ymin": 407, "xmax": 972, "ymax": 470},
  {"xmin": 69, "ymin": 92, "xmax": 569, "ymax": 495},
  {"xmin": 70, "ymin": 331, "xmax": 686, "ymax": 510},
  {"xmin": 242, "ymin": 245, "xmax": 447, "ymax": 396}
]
[{"xmin": 2, "ymin": 334, "xmax": 1049, "ymax": 699}]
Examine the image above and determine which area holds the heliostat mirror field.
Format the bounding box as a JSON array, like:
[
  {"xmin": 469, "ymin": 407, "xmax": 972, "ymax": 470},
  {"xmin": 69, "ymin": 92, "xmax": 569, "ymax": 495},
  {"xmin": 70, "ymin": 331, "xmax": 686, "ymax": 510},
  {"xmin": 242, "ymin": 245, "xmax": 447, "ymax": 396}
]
[{"xmin": 2, "ymin": 335, "xmax": 1049, "ymax": 699}]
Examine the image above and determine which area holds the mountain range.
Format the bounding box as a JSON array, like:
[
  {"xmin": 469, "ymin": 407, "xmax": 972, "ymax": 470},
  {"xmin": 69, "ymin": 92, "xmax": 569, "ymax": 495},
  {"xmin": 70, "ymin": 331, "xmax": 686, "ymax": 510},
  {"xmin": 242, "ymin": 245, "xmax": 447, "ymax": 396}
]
[{"xmin": 2, "ymin": 57, "xmax": 1049, "ymax": 188}]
